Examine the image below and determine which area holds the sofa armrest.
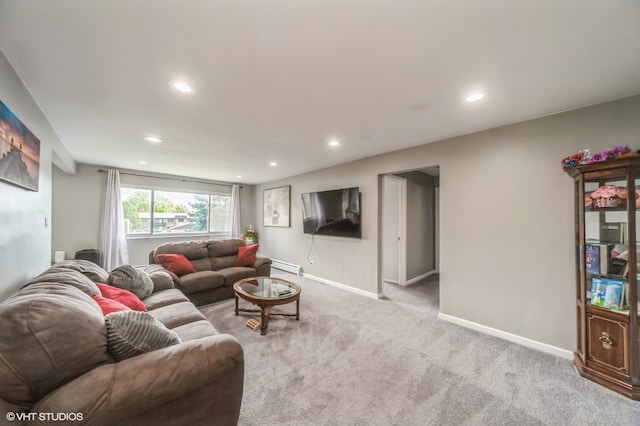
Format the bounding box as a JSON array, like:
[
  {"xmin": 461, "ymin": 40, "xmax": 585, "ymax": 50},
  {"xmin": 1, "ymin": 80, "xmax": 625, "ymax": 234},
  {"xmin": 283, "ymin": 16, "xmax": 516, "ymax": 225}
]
[
  {"xmin": 254, "ymin": 256, "xmax": 271, "ymax": 266},
  {"xmin": 254, "ymin": 256, "xmax": 272, "ymax": 276},
  {"xmin": 148, "ymin": 250, "xmax": 157, "ymax": 265},
  {"xmin": 30, "ymin": 334, "xmax": 244, "ymax": 426}
]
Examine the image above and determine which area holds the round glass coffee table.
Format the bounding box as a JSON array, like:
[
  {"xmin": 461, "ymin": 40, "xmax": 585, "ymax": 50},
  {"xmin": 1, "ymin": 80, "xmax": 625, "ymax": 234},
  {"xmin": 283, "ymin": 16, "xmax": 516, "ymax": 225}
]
[{"xmin": 234, "ymin": 276, "xmax": 301, "ymax": 335}]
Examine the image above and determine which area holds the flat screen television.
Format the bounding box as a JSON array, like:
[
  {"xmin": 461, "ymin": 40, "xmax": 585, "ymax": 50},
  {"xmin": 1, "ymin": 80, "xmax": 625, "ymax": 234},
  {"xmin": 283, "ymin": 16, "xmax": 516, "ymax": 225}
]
[{"xmin": 301, "ymin": 187, "xmax": 361, "ymax": 238}]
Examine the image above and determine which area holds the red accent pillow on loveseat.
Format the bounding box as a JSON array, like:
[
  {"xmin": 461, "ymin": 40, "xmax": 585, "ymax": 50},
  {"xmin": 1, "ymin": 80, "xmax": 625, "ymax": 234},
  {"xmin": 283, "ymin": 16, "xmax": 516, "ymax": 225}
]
[
  {"xmin": 235, "ymin": 244, "xmax": 259, "ymax": 267},
  {"xmin": 156, "ymin": 253, "xmax": 196, "ymax": 276}
]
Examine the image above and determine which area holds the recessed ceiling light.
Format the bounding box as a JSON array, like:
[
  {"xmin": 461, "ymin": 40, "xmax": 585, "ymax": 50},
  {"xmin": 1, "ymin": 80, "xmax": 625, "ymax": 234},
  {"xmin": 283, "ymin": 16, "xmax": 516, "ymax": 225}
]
[
  {"xmin": 466, "ymin": 92, "xmax": 484, "ymax": 102},
  {"xmin": 170, "ymin": 80, "xmax": 194, "ymax": 94},
  {"xmin": 269, "ymin": 161, "xmax": 278, "ymax": 167},
  {"xmin": 145, "ymin": 136, "xmax": 163, "ymax": 143},
  {"xmin": 328, "ymin": 139, "xmax": 340, "ymax": 147},
  {"xmin": 236, "ymin": 175, "xmax": 243, "ymax": 179},
  {"xmin": 137, "ymin": 160, "xmax": 148, "ymax": 165}
]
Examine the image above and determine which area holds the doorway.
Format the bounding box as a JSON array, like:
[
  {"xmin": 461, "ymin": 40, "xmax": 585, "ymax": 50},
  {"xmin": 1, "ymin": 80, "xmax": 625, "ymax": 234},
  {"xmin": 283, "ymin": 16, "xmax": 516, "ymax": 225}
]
[{"xmin": 379, "ymin": 167, "xmax": 439, "ymax": 299}]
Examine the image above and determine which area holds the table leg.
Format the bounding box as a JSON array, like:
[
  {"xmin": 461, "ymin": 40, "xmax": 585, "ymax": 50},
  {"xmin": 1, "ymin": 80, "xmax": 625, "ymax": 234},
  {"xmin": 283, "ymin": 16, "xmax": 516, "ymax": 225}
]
[
  {"xmin": 260, "ymin": 307, "xmax": 269, "ymax": 335},
  {"xmin": 234, "ymin": 294, "xmax": 239, "ymax": 316},
  {"xmin": 296, "ymin": 299, "xmax": 300, "ymax": 320}
]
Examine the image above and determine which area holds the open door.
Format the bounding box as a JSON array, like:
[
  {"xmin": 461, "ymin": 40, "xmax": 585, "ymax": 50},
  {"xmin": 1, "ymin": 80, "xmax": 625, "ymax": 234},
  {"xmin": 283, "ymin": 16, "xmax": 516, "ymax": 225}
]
[{"xmin": 382, "ymin": 174, "xmax": 406, "ymax": 286}]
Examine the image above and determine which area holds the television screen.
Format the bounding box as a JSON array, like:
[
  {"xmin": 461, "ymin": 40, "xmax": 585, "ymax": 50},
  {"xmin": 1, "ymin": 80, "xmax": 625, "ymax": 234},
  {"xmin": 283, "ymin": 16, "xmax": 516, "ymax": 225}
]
[{"xmin": 301, "ymin": 187, "xmax": 361, "ymax": 238}]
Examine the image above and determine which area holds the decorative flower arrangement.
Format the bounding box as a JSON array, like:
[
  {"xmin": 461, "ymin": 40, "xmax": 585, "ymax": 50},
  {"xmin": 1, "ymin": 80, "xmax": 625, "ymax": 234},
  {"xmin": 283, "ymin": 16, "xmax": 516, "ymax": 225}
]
[
  {"xmin": 241, "ymin": 225, "xmax": 258, "ymax": 244},
  {"xmin": 587, "ymin": 145, "xmax": 632, "ymax": 164},
  {"xmin": 561, "ymin": 146, "xmax": 635, "ymax": 172},
  {"xmin": 561, "ymin": 149, "xmax": 590, "ymax": 172}
]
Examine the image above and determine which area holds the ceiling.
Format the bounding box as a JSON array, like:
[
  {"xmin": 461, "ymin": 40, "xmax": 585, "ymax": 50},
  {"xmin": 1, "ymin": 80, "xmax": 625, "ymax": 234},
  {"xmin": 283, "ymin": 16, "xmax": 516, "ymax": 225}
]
[{"xmin": 0, "ymin": 1, "xmax": 639, "ymax": 185}]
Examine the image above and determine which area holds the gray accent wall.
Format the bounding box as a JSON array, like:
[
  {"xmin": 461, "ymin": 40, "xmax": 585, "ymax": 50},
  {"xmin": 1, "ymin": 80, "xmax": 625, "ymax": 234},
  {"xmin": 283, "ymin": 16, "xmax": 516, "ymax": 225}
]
[
  {"xmin": 254, "ymin": 95, "xmax": 640, "ymax": 351},
  {"xmin": 0, "ymin": 50, "xmax": 73, "ymax": 300}
]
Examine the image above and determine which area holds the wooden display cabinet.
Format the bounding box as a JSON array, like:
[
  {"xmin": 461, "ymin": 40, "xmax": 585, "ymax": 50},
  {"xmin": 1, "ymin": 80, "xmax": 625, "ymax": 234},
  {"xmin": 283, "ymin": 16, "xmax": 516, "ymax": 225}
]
[{"xmin": 567, "ymin": 157, "xmax": 640, "ymax": 399}]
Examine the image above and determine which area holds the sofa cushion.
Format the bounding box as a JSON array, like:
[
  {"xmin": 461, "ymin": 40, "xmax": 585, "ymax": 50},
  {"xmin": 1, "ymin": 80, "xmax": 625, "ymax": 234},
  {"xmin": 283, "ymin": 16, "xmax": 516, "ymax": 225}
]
[
  {"xmin": 218, "ymin": 267, "xmax": 259, "ymax": 287},
  {"xmin": 143, "ymin": 288, "xmax": 191, "ymax": 310},
  {"xmin": 148, "ymin": 301, "xmax": 208, "ymax": 329},
  {"xmin": 97, "ymin": 283, "xmax": 147, "ymax": 312},
  {"xmin": 211, "ymin": 255, "xmax": 237, "ymax": 271},
  {"xmin": 49, "ymin": 259, "xmax": 110, "ymax": 283},
  {"xmin": 154, "ymin": 240, "xmax": 211, "ymax": 272},
  {"xmin": 178, "ymin": 270, "xmax": 225, "ymax": 294},
  {"xmin": 104, "ymin": 310, "xmax": 181, "ymax": 361},
  {"xmin": 92, "ymin": 294, "xmax": 131, "ymax": 315},
  {"xmin": 0, "ymin": 283, "xmax": 110, "ymax": 408},
  {"xmin": 171, "ymin": 319, "xmax": 219, "ymax": 342},
  {"xmin": 28, "ymin": 266, "xmax": 101, "ymax": 296},
  {"xmin": 157, "ymin": 253, "xmax": 197, "ymax": 276},
  {"xmin": 208, "ymin": 239, "xmax": 245, "ymax": 257},
  {"xmin": 108, "ymin": 264, "xmax": 154, "ymax": 299},
  {"xmin": 209, "ymin": 239, "xmax": 245, "ymax": 270},
  {"xmin": 235, "ymin": 244, "xmax": 259, "ymax": 267}
]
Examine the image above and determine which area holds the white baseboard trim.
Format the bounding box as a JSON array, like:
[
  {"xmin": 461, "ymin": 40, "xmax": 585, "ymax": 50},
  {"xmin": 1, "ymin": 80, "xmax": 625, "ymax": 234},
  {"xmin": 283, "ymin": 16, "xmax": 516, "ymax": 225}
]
[
  {"xmin": 302, "ymin": 273, "xmax": 383, "ymax": 300},
  {"xmin": 404, "ymin": 270, "xmax": 438, "ymax": 286},
  {"xmin": 438, "ymin": 313, "xmax": 574, "ymax": 360}
]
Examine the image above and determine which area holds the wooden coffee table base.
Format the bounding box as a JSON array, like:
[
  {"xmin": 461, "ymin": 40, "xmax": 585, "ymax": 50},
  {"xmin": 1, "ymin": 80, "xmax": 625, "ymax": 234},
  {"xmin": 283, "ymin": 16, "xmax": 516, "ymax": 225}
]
[
  {"xmin": 234, "ymin": 297, "xmax": 300, "ymax": 335},
  {"xmin": 233, "ymin": 276, "xmax": 302, "ymax": 336}
]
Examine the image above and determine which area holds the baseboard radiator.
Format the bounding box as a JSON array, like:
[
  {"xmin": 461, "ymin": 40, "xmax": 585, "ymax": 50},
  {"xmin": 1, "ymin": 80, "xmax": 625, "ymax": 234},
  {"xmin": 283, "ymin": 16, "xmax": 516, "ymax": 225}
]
[{"xmin": 271, "ymin": 259, "xmax": 302, "ymax": 276}]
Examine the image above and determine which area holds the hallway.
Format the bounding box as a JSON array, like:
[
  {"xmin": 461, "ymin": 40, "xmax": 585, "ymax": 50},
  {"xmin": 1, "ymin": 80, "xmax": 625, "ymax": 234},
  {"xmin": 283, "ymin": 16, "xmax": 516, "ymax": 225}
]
[{"xmin": 383, "ymin": 273, "xmax": 439, "ymax": 315}]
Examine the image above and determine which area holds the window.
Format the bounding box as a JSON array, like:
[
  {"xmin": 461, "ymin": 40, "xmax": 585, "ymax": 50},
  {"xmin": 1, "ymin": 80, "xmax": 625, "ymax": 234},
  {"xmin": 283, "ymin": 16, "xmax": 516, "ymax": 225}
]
[
  {"xmin": 122, "ymin": 188, "xmax": 151, "ymax": 234},
  {"xmin": 210, "ymin": 193, "xmax": 231, "ymax": 233},
  {"xmin": 121, "ymin": 187, "xmax": 231, "ymax": 236}
]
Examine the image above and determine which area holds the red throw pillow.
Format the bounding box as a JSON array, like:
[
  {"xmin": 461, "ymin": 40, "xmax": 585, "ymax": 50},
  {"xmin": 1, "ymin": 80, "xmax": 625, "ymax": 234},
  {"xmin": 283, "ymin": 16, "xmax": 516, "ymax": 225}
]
[
  {"xmin": 235, "ymin": 244, "xmax": 259, "ymax": 267},
  {"xmin": 156, "ymin": 253, "xmax": 196, "ymax": 276},
  {"xmin": 96, "ymin": 283, "xmax": 148, "ymax": 312},
  {"xmin": 92, "ymin": 294, "xmax": 132, "ymax": 315}
]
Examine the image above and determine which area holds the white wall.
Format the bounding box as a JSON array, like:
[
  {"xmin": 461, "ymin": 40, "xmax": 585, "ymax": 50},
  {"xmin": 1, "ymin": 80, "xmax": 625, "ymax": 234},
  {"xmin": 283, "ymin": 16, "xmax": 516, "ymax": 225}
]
[
  {"xmin": 0, "ymin": 50, "xmax": 74, "ymax": 300},
  {"xmin": 254, "ymin": 95, "xmax": 640, "ymax": 351},
  {"xmin": 52, "ymin": 164, "xmax": 103, "ymax": 261},
  {"xmin": 52, "ymin": 163, "xmax": 256, "ymax": 266}
]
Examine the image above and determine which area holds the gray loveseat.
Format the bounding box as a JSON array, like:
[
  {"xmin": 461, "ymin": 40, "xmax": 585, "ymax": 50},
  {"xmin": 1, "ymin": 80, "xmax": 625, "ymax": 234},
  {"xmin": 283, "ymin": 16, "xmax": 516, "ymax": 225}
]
[
  {"xmin": 0, "ymin": 260, "xmax": 244, "ymax": 426},
  {"xmin": 149, "ymin": 239, "xmax": 272, "ymax": 306}
]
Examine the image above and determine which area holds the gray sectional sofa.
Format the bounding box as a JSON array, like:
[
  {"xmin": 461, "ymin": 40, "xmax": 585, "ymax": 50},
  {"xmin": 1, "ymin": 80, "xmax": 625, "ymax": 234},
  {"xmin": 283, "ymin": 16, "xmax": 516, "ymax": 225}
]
[
  {"xmin": 0, "ymin": 260, "xmax": 244, "ymax": 426},
  {"xmin": 149, "ymin": 238, "xmax": 272, "ymax": 306}
]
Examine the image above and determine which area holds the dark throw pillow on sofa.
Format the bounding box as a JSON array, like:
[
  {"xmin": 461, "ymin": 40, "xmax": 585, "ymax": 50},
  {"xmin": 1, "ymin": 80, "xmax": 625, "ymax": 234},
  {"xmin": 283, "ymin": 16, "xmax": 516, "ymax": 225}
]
[
  {"xmin": 235, "ymin": 244, "xmax": 259, "ymax": 267},
  {"xmin": 157, "ymin": 253, "xmax": 196, "ymax": 276},
  {"xmin": 108, "ymin": 265, "xmax": 154, "ymax": 299},
  {"xmin": 104, "ymin": 310, "xmax": 181, "ymax": 361}
]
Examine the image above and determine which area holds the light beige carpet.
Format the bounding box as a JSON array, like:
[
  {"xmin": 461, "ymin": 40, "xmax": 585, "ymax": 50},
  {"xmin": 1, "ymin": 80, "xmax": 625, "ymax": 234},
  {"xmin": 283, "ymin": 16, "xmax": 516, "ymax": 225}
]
[{"xmin": 199, "ymin": 272, "xmax": 640, "ymax": 426}]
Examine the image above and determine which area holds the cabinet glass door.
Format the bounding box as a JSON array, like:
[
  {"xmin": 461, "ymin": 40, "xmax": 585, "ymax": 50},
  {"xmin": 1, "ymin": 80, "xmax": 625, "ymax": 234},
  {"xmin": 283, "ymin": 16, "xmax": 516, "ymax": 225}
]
[{"xmin": 584, "ymin": 176, "xmax": 629, "ymax": 313}]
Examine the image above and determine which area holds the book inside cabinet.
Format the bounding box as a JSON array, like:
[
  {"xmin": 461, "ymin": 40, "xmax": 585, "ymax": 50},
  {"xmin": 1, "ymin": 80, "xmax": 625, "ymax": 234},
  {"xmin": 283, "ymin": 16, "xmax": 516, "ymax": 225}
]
[{"xmin": 568, "ymin": 157, "xmax": 640, "ymax": 399}]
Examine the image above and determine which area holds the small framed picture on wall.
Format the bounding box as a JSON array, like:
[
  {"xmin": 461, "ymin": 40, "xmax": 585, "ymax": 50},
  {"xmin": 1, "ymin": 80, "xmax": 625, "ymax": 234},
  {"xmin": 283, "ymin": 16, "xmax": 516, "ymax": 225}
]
[{"xmin": 263, "ymin": 185, "xmax": 290, "ymax": 227}]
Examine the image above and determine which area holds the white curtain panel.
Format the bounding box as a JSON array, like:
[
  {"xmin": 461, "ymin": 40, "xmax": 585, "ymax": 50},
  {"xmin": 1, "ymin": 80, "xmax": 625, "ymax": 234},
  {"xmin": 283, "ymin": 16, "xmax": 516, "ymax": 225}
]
[
  {"xmin": 99, "ymin": 169, "xmax": 129, "ymax": 271},
  {"xmin": 230, "ymin": 184, "xmax": 242, "ymax": 238}
]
